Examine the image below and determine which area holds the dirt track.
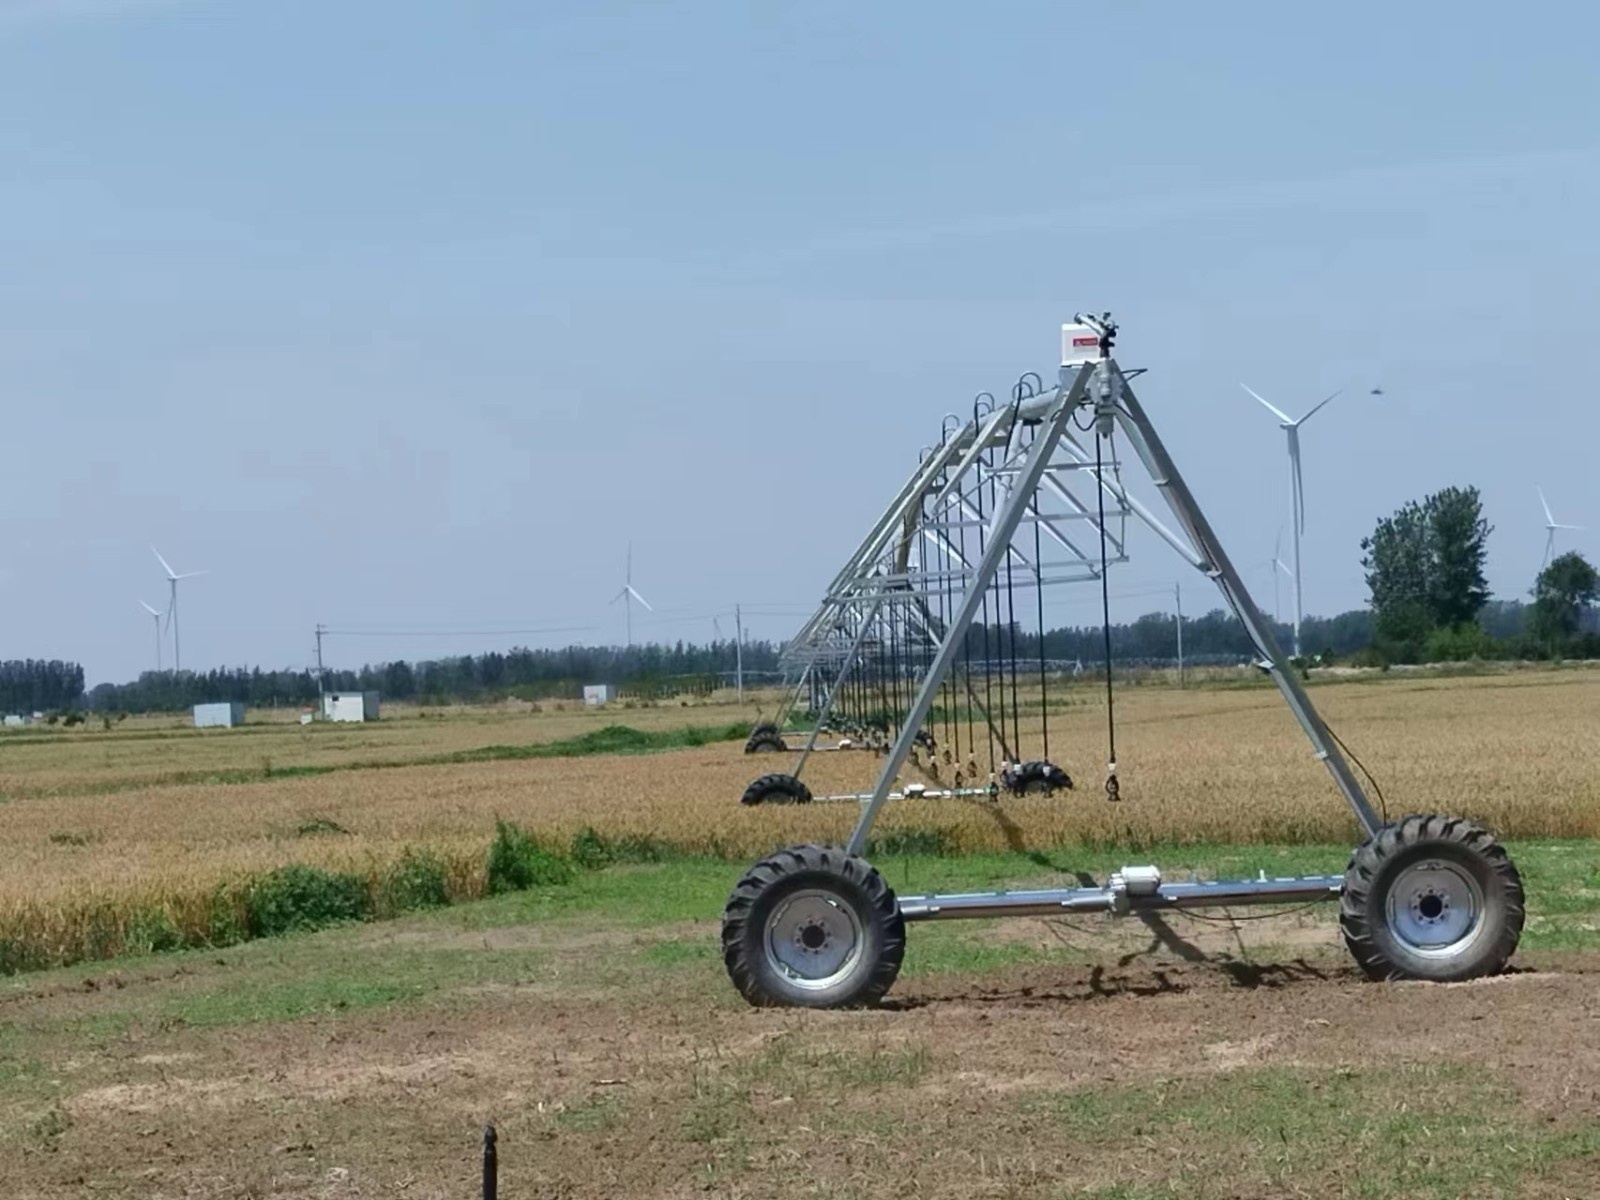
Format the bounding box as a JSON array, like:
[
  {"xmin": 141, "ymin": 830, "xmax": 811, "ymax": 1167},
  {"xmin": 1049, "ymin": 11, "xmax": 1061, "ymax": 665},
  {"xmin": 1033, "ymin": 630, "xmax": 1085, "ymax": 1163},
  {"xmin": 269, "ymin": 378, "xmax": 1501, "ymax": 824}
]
[{"xmin": 5, "ymin": 908, "xmax": 1600, "ymax": 1199}]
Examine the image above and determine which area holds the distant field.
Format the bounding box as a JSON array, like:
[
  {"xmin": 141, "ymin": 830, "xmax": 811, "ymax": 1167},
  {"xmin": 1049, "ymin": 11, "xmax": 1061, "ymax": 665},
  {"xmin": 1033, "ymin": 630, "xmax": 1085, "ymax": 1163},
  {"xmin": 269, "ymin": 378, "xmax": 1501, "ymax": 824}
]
[
  {"xmin": 1, "ymin": 667, "xmax": 1598, "ymax": 972},
  {"xmin": 0, "ymin": 693, "xmax": 769, "ymax": 797}
]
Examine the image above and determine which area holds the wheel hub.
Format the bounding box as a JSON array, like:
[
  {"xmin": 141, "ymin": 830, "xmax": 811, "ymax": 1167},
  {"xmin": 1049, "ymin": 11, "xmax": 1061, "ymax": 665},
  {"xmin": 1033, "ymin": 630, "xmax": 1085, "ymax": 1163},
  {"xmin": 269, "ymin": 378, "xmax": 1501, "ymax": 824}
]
[
  {"xmin": 765, "ymin": 890, "xmax": 863, "ymax": 990},
  {"xmin": 1386, "ymin": 859, "xmax": 1483, "ymax": 957}
]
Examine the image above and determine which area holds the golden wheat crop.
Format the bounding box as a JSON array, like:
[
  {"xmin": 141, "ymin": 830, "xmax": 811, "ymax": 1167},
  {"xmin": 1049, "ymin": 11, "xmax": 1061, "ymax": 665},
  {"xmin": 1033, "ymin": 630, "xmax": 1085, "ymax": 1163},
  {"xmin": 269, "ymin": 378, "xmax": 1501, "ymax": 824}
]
[
  {"xmin": 2, "ymin": 669, "xmax": 1597, "ymax": 971},
  {"xmin": 0, "ymin": 692, "xmax": 754, "ymax": 797}
]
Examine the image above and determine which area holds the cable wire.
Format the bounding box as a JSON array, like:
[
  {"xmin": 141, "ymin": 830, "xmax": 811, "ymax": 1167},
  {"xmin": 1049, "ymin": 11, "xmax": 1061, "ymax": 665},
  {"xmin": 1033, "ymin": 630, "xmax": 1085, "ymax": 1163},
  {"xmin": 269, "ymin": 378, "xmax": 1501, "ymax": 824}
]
[
  {"xmin": 1163, "ymin": 900, "xmax": 1330, "ymax": 924},
  {"xmin": 1325, "ymin": 723, "xmax": 1389, "ymax": 824}
]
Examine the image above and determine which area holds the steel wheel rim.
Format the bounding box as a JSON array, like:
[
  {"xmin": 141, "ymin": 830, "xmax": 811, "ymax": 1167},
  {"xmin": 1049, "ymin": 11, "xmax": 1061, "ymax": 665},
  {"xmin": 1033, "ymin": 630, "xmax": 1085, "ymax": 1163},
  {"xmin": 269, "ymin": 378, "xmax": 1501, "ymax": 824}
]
[
  {"xmin": 764, "ymin": 889, "xmax": 864, "ymax": 990},
  {"xmin": 1385, "ymin": 858, "xmax": 1485, "ymax": 958}
]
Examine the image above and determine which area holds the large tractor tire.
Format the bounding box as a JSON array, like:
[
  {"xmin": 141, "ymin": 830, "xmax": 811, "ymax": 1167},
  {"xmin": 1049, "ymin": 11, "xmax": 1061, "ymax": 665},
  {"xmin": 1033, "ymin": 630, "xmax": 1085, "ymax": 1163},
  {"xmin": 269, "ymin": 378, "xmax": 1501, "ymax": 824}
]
[
  {"xmin": 740, "ymin": 773, "xmax": 813, "ymax": 806},
  {"xmin": 722, "ymin": 844, "xmax": 905, "ymax": 1008},
  {"xmin": 745, "ymin": 729, "xmax": 789, "ymax": 754},
  {"xmin": 1340, "ymin": 814, "xmax": 1523, "ymax": 982}
]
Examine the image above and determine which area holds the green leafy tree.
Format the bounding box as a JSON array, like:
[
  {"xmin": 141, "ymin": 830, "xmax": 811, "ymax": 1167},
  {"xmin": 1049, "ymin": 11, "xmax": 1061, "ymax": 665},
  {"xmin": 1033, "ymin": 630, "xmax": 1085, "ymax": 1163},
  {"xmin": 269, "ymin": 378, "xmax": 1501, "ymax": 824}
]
[
  {"xmin": 1361, "ymin": 486, "xmax": 1492, "ymax": 657},
  {"xmin": 1428, "ymin": 486, "xmax": 1493, "ymax": 626},
  {"xmin": 1529, "ymin": 551, "xmax": 1600, "ymax": 649},
  {"xmin": 1360, "ymin": 499, "xmax": 1435, "ymax": 652}
]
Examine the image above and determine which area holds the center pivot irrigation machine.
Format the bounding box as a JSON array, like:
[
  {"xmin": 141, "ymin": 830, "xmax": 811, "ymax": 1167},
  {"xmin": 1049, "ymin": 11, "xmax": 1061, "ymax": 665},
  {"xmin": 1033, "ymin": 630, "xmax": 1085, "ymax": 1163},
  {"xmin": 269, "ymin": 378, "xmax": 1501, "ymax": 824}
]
[{"xmin": 721, "ymin": 314, "xmax": 1525, "ymax": 1009}]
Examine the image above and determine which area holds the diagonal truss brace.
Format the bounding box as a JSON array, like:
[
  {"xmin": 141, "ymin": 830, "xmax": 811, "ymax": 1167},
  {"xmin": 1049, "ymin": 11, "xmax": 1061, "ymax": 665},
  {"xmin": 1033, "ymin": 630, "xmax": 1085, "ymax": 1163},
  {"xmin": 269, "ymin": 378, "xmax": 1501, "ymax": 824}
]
[{"xmin": 843, "ymin": 356, "xmax": 1380, "ymax": 857}]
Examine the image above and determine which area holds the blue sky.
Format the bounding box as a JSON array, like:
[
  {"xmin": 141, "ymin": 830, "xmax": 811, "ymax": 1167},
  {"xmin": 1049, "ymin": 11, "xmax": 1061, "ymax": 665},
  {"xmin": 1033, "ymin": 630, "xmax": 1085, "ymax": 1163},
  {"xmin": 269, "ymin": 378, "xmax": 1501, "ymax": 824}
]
[{"xmin": 3, "ymin": 0, "xmax": 1597, "ymax": 683}]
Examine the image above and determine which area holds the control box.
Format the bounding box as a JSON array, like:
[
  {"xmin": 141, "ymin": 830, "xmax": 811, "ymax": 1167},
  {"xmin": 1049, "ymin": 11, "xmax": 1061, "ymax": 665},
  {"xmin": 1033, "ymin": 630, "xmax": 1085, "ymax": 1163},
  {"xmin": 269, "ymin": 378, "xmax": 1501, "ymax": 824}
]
[{"xmin": 1061, "ymin": 321, "xmax": 1104, "ymax": 367}]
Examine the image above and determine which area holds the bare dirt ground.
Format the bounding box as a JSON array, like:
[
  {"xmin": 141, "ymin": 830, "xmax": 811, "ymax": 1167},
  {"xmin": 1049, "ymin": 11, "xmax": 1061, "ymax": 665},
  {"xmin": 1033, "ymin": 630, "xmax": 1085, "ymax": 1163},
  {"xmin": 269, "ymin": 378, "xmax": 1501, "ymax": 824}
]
[{"xmin": 5, "ymin": 891, "xmax": 1599, "ymax": 1200}]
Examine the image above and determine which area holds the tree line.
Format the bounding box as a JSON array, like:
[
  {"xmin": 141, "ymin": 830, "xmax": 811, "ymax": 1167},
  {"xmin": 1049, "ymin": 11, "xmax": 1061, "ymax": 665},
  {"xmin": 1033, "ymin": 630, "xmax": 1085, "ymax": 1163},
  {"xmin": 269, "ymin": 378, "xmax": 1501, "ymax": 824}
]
[
  {"xmin": 7, "ymin": 482, "xmax": 1596, "ymax": 717},
  {"xmin": 77, "ymin": 640, "xmax": 787, "ymax": 714},
  {"xmin": 40, "ymin": 600, "xmax": 1577, "ymax": 720},
  {"xmin": 0, "ymin": 660, "xmax": 86, "ymax": 716}
]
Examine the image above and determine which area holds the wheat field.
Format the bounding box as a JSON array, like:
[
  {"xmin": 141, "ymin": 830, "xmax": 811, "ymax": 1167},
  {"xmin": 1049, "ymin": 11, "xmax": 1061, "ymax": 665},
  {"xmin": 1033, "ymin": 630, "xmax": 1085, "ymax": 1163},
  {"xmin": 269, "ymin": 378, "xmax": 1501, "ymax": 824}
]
[{"xmin": 2, "ymin": 668, "xmax": 1597, "ymax": 970}]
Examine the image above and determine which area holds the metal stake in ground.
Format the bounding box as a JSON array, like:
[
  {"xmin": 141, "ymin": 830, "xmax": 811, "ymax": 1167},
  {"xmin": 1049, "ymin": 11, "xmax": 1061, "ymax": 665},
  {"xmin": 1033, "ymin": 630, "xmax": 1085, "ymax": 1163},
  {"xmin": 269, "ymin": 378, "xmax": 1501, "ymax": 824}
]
[{"xmin": 482, "ymin": 1123, "xmax": 497, "ymax": 1200}]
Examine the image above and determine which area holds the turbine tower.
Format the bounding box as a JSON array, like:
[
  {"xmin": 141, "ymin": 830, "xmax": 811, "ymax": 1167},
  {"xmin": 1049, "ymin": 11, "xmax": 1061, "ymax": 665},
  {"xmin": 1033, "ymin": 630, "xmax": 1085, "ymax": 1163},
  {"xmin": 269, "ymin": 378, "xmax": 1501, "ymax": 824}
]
[
  {"xmin": 152, "ymin": 547, "xmax": 206, "ymax": 673},
  {"xmin": 1271, "ymin": 528, "xmax": 1294, "ymax": 627},
  {"xmin": 1242, "ymin": 384, "xmax": 1341, "ymax": 658},
  {"xmin": 610, "ymin": 543, "xmax": 653, "ymax": 648},
  {"xmin": 1538, "ymin": 487, "xmax": 1582, "ymax": 571},
  {"xmin": 139, "ymin": 600, "xmax": 164, "ymax": 673}
]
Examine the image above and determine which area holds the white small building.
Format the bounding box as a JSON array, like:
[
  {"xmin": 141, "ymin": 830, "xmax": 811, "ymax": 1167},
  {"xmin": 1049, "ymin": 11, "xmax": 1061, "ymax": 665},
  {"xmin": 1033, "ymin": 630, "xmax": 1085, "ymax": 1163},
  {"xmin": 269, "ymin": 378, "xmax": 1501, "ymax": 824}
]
[
  {"xmin": 582, "ymin": 684, "xmax": 613, "ymax": 706},
  {"xmin": 3, "ymin": 714, "xmax": 26, "ymax": 727},
  {"xmin": 323, "ymin": 691, "xmax": 380, "ymax": 723},
  {"xmin": 193, "ymin": 702, "xmax": 245, "ymax": 729}
]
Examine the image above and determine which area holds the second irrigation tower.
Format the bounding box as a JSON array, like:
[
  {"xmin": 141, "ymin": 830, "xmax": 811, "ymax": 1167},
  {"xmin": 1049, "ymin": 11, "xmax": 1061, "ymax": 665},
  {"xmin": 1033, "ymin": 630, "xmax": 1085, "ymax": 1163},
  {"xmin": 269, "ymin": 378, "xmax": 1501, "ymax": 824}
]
[{"xmin": 721, "ymin": 314, "xmax": 1524, "ymax": 1009}]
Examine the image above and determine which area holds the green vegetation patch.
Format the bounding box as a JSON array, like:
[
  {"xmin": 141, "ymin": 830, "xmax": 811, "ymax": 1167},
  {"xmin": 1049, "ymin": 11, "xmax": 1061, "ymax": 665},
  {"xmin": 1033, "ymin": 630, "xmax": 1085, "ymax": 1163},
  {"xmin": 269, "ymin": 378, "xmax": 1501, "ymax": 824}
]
[
  {"xmin": 436, "ymin": 722, "xmax": 749, "ymax": 764},
  {"xmin": 1027, "ymin": 1064, "xmax": 1600, "ymax": 1199},
  {"xmin": 243, "ymin": 864, "xmax": 370, "ymax": 937},
  {"xmin": 378, "ymin": 849, "xmax": 452, "ymax": 914},
  {"xmin": 486, "ymin": 820, "xmax": 576, "ymax": 893}
]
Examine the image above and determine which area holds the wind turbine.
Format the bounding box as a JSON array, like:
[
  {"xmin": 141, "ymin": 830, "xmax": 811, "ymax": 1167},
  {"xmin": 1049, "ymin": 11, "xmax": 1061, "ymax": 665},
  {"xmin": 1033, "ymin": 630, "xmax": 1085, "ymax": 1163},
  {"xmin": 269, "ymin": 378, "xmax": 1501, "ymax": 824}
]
[
  {"xmin": 610, "ymin": 543, "xmax": 653, "ymax": 647},
  {"xmin": 1267, "ymin": 528, "xmax": 1295, "ymax": 628},
  {"xmin": 139, "ymin": 601, "xmax": 164, "ymax": 673},
  {"xmin": 152, "ymin": 547, "xmax": 207, "ymax": 673},
  {"xmin": 1538, "ymin": 487, "xmax": 1582, "ymax": 571},
  {"xmin": 1242, "ymin": 383, "xmax": 1341, "ymax": 658}
]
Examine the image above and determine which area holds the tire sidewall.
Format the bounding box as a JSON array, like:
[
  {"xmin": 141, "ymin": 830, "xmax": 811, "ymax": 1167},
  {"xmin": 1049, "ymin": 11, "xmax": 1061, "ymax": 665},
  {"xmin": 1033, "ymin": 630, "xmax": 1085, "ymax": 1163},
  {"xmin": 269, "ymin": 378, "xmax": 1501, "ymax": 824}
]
[
  {"xmin": 741, "ymin": 773, "xmax": 809, "ymax": 805},
  {"xmin": 740, "ymin": 869, "xmax": 886, "ymax": 1007}
]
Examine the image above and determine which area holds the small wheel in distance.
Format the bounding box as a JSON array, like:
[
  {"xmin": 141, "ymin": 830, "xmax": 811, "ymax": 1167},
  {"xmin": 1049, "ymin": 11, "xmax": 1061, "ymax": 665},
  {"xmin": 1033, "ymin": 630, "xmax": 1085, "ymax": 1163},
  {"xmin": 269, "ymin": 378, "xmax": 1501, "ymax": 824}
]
[
  {"xmin": 722, "ymin": 844, "xmax": 905, "ymax": 1008},
  {"xmin": 1340, "ymin": 813, "xmax": 1524, "ymax": 983},
  {"xmin": 1006, "ymin": 760, "xmax": 1074, "ymax": 796},
  {"xmin": 745, "ymin": 731, "xmax": 789, "ymax": 754},
  {"xmin": 1035, "ymin": 762, "xmax": 1073, "ymax": 793},
  {"xmin": 740, "ymin": 772, "xmax": 813, "ymax": 806}
]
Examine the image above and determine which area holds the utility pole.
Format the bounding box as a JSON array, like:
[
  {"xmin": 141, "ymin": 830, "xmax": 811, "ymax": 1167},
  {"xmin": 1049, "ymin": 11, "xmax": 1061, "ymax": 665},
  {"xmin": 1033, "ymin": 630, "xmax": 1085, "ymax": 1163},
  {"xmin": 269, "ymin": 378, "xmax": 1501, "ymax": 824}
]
[
  {"xmin": 1174, "ymin": 582, "xmax": 1185, "ymax": 688},
  {"xmin": 734, "ymin": 604, "xmax": 745, "ymax": 703},
  {"xmin": 315, "ymin": 624, "xmax": 327, "ymax": 716}
]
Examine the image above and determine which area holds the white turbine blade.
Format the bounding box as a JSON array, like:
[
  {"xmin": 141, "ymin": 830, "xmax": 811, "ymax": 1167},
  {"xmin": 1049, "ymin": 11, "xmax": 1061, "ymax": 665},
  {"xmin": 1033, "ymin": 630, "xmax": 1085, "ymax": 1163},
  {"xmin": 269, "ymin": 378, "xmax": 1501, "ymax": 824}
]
[
  {"xmin": 139, "ymin": 599, "xmax": 161, "ymax": 616},
  {"xmin": 1275, "ymin": 559, "xmax": 1296, "ymax": 579},
  {"xmin": 1538, "ymin": 486, "xmax": 1555, "ymax": 527},
  {"xmin": 1240, "ymin": 383, "xmax": 1293, "ymax": 424},
  {"xmin": 151, "ymin": 545, "xmax": 177, "ymax": 579},
  {"xmin": 175, "ymin": 570, "xmax": 208, "ymax": 580},
  {"xmin": 1295, "ymin": 389, "xmax": 1342, "ymax": 425},
  {"xmin": 1555, "ymin": 523, "xmax": 1583, "ymax": 531},
  {"xmin": 610, "ymin": 588, "xmax": 628, "ymax": 605},
  {"xmin": 627, "ymin": 585, "xmax": 654, "ymax": 612}
]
